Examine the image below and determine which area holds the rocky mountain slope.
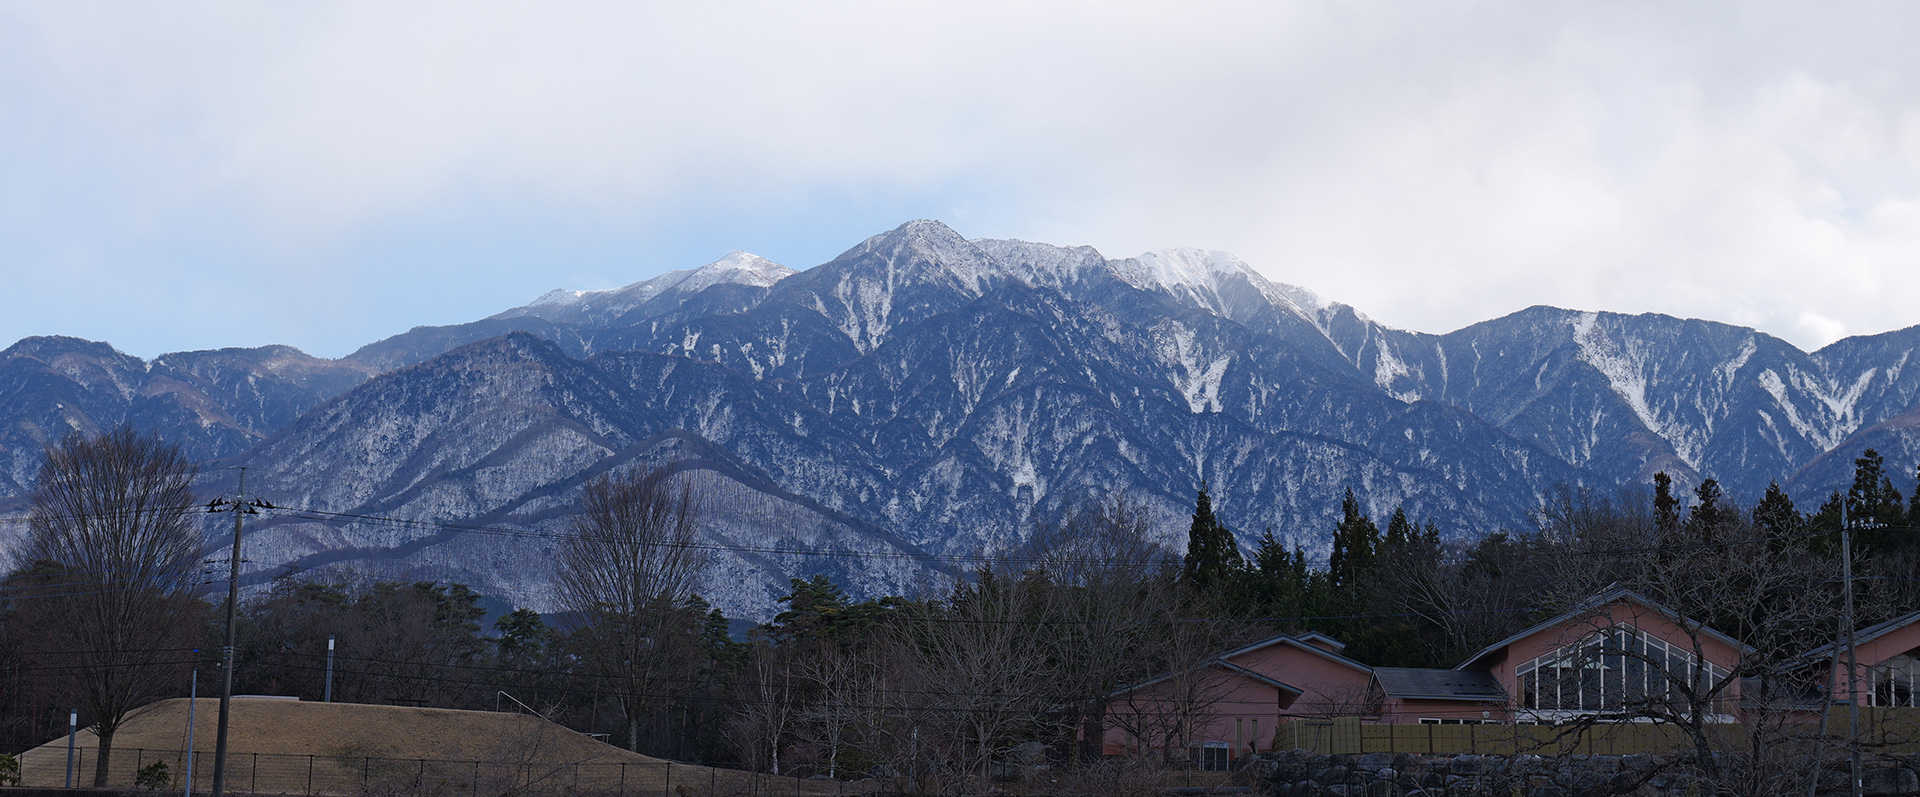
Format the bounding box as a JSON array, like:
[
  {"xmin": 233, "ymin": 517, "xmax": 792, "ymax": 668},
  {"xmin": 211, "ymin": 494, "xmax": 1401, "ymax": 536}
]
[{"xmin": 3, "ymin": 220, "xmax": 1917, "ymax": 617}]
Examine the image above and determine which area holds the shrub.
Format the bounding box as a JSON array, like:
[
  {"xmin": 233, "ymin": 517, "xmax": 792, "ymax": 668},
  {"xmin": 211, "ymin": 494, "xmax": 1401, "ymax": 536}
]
[{"xmin": 135, "ymin": 759, "xmax": 171, "ymax": 790}]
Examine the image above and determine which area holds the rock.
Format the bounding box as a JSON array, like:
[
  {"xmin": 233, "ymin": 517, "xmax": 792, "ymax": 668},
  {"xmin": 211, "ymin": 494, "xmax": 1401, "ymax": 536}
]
[
  {"xmin": 1863, "ymin": 767, "xmax": 1920, "ymax": 796},
  {"xmin": 1451, "ymin": 755, "xmax": 1485, "ymax": 776},
  {"xmin": 1315, "ymin": 766, "xmax": 1351, "ymax": 785},
  {"xmin": 1448, "ymin": 775, "xmax": 1489, "ymax": 797}
]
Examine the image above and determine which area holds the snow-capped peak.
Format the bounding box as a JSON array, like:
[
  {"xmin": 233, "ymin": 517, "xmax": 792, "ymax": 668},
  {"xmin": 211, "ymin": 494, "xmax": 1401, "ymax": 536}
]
[{"xmin": 676, "ymin": 251, "xmax": 794, "ymax": 293}]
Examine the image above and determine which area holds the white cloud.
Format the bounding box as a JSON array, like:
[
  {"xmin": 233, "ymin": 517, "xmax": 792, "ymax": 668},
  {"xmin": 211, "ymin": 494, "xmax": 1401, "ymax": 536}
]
[{"xmin": 3, "ymin": 1, "xmax": 1920, "ymax": 355}]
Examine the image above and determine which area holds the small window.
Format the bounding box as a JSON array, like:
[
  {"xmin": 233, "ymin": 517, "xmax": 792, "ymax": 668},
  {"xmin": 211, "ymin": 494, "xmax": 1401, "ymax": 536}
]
[{"xmin": 1190, "ymin": 744, "xmax": 1230, "ymax": 771}]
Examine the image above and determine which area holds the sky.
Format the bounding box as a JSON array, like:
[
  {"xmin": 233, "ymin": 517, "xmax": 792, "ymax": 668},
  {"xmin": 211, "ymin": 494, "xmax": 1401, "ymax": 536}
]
[{"xmin": 3, "ymin": 2, "xmax": 1919, "ymax": 359}]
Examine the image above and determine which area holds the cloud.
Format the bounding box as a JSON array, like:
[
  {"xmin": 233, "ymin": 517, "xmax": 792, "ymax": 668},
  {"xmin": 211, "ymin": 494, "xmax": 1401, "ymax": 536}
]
[{"xmin": 2, "ymin": 1, "xmax": 1919, "ymax": 356}]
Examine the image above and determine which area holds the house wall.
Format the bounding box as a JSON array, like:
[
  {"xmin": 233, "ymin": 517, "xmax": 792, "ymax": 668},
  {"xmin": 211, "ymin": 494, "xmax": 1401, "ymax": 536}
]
[
  {"xmin": 1832, "ymin": 620, "xmax": 1920, "ymax": 705},
  {"xmin": 1100, "ymin": 670, "xmax": 1286, "ymax": 761},
  {"xmin": 1382, "ymin": 698, "xmax": 1506, "ymax": 724},
  {"xmin": 1472, "ymin": 599, "xmax": 1745, "ymax": 716},
  {"xmin": 1226, "ymin": 642, "xmax": 1374, "ymax": 721}
]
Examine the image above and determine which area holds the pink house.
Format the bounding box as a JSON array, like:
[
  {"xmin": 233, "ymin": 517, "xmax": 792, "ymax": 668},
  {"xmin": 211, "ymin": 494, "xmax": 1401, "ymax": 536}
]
[
  {"xmin": 1451, "ymin": 587, "xmax": 1746, "ymax": 722},
  {"xmin": 1099, "ymin": 632, "xmax": 1373, "ymax": 767},
  {"xmin": 1806, "ymin": 610, "xmax": 1920, "ymax": 708}
]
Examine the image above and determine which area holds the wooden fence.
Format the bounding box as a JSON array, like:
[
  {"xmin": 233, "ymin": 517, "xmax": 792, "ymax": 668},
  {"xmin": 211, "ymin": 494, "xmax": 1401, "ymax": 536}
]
[{"xmin": 1276, "ymin": 707, "xmax": 1920, "ymax": 757}]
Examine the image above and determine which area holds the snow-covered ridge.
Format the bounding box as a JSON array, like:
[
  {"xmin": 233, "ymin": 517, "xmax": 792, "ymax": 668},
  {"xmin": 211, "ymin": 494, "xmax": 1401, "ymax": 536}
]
[
  {"xmin": 496, "ymin": 252, "xmax": 793, "ymax": 324},
  {"xmin": 966, "ymin": 236, "xmax": 1331, "ymax": 323}
]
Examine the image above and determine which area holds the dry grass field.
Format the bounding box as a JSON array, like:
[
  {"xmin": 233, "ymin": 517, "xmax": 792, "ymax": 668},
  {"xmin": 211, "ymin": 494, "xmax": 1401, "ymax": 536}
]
[{"xmin": 13, "ymin": 697, "xmax": 864, "ymax": 795}]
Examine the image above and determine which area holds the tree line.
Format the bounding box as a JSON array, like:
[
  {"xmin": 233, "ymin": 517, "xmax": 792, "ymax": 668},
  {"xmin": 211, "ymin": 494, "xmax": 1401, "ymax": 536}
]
[{"xmin": 2, "ymin": 428, "xmax": 1917, "ymax": 792}]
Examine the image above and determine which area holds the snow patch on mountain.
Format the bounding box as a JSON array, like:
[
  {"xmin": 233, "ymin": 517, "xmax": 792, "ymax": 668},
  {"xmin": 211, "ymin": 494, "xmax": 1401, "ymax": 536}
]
[
  {"xmin": 1156, "ymin": 322, "xmax": 1231, "ymax": 413},
  {"xmin": 1571, "ymin": 312, "xmax": 1689, "ymax": 463},
  {"xmin": 1758, "ymin": 368, "xmax": 1824, "ymax": 447}
]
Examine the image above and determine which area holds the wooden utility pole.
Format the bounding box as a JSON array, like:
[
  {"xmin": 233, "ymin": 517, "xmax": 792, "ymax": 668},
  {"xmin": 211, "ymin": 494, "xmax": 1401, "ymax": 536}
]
[
  {"xmin": 1843, "ymin": 505, "xmax": 1862, "ymax": 797},
  {"xmin": 207, "ymin": 469, "xmax": 270, "ymax": 797}
]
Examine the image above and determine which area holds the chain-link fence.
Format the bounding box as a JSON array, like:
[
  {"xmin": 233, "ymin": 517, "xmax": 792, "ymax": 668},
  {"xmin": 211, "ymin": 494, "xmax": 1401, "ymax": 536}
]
[{"xmin": 8, "ymin": 745, "xmax": 866, "ymax": 796}]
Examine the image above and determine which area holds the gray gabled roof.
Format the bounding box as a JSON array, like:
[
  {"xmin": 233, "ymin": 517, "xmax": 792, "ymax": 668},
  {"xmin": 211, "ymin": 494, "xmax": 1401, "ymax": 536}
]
[
  {"xmin": 1373, "ymin": 667, "xmax": 1506, "ymax": 702},
  {"xmin": 1804, "ymin": 610, "xmax": 1920, "ymax": 662},
  {"xmin": 1455, "ymin": 586, "xmax": 1749, "ymax": 671}
]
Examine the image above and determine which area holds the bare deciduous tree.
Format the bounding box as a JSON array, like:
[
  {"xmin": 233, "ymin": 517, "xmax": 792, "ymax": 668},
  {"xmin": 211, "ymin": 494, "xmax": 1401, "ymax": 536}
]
[
  {"xmin": 20, "ymin": 427, "xmax": 202, "ymax": 787},
  {"xmin": 555, "ymin": 465, "xmax": 707, "ymax": 753}
]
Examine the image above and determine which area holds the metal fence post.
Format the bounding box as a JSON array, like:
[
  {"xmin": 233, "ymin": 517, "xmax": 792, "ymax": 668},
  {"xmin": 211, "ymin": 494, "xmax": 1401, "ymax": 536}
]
[
  {"xmin": 363, "ymin": 756, "xmax": 370, "ymax": 785},
  {"xmin": 471, "ymin": 760, "xmax": 479, "ymax": 797},
  {"xmin": 251, "ymin": 752, "xmax": 258, "ymax": 792},
  {"xmin": 306, "ymin": 754, "xmax": 314, "ymax": 795}
]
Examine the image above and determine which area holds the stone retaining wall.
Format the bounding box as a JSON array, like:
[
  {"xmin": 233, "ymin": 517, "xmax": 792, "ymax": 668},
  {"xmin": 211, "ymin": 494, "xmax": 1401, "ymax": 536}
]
[{"xmin": 1246, "ymin": 749, "xmax": 1920, "ymax": 797}]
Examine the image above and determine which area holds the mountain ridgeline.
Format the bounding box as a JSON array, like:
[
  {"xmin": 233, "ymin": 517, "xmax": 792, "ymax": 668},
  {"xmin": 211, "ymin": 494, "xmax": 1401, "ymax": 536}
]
[{"xmin": 2, "ymin": 220, "xmax": 1916, "ymax": 618}]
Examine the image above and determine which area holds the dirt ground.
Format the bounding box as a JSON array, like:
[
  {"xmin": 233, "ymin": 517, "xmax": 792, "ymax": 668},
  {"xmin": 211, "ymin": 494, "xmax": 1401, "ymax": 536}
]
[{"xmin": 13, "ymin": 697, "xmax": 863, "ymax": 795}]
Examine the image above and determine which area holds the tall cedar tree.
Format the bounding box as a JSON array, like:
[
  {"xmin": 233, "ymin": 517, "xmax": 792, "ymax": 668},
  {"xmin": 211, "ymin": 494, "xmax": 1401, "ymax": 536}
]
[
  {"xmin": 1327, "ymin": 489, "xmax": 1379, "ymax": 588},
  {"xmin": 1687, "ymin": 478, "xmax": 1730, "ymax": 538},
  {"xmin": 1183, "ymin": 483, "xmax": 1241, "ymax": 589},
  {"xmin": 1752, "ymin": 481, "xmax": 1800, "ymax": 546},
  {"xmin": 1847, "ymin": 450, "xmax": 1907, "ymax": 556},
  {"xmin": 1652, "ymin": 472, "xmax": 1680, "ymax": 535}
]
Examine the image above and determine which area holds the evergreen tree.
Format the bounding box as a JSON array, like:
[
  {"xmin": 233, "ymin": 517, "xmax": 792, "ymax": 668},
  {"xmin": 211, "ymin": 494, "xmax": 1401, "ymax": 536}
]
[
  {"xmin": 1652, "ymin": 471, "xmax": 1680, "ymax": 534},
  {"xmin": 1752, "ymin": 481, "xmax": 1800, "ymax": 542},
  {"xmin": 1384, "ymin": 506, "xmax": 1413, "ymax": 550},
  {"xmin": 1328, "ymin": 488, "xmax": 1379, "ymax": 588},
  {"xmin": 1843, "ymin": 449, "xmax": 1908, "ymax": 554},
  {"xmin": 1807, "ymin": 490, "xmax": 1846, "ymax": 556},
  {"xmin": 1687, "ymin": 478, "xmax": 1730, "ymax": 537},
  {"xmin": 1245, "ymin": 528, "xmax": 1311, "ymax": 618},
  {"xmin": 1847, "ymin": 449, "xmax": 1906, "ymax": 527},
  {"xmin": 1911, "ymin": 464, "xmax": 1920, "ymax": 530},
  {"xmin": 1183, "ymin": 482, "xmax": 1242, "ymax": 590}
]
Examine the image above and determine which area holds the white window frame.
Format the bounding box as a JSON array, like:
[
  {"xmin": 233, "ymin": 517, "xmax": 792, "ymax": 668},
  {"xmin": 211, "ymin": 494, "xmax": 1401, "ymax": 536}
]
[
  {"xmin": 1872, "ymin": 654, "xmax": 1920, "ymax": 707},
  {"xmin": 1512, "ymin": 624, "xmax": 1730, "ymax": 721}
]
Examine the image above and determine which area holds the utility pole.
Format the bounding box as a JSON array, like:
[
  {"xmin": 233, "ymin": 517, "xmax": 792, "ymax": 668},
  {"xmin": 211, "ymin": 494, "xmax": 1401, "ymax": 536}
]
[
  {"xmin": 325, "ymin": 636, "xmax": 335, "ymax": 703},
  {"xmin": 64, "ymin": 709, "xmax": 75, "ymax": 788},
  {"xmin": 1843, "ymin": 504, "xmax": 1862, "ymax": 797},
  {"xmin": 206, "ymin": 468, "xmax": 271, "ymax": 797},
  {"xmin": 184, "ymin": 669, "xmax": 197, "ymax": 797}
]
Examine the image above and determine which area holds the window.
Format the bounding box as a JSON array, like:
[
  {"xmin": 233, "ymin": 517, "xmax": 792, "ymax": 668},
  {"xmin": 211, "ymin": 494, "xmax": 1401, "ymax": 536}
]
[
  {"xmin": 1873, "ymin": 654, "xmax": 1920, "ymax": 708},
  {"xmin": 1190, "ymin": 743, "xmax": 1230, "ymax": 771},
  {"xmin": 1512, "ymin": 625, "xmax": 1729, "ymax": 717}
]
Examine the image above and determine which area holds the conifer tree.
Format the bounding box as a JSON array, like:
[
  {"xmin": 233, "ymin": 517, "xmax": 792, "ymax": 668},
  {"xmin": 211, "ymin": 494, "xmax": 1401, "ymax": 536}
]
[
  {"xmin": 1687, "ymin": 478, "xmax": 1729, "ymax": 537},
  {"xmin": 1752, "ymin": 481, "xmax": 1800, "ymax": 542},
  {"xmin": 1384, "ymin": 506, "xmax": 1413, "ymax": 550},
  {"xmin": 1846, "ymin": 448, "xmax": 1905, "ymax": 526},
  {"xmin": 1328, "ymin": 488, "xmax": 1379, "ymax": 588},
  {"xmin": 1182, "ymin": 482, "xmax": 1241, "ymax": 589},
  {"xmin": 1652, "ymin": 472, "xmax": 1680, "ymax": 535},
  {"xmin": 1911, "ymin": 464, "xmax": 1920, "ymax": 530}
]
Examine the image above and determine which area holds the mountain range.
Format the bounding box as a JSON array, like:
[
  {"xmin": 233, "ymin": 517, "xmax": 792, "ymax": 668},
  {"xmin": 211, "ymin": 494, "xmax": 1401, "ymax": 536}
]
[{"xmin": 2, "ymin": 220, "xmax": 1916, "ymax": 618}]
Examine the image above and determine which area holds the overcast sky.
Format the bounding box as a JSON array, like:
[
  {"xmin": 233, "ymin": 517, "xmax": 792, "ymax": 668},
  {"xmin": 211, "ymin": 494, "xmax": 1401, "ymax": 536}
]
[{"xmin": 3, "ymin": 2, "xmax": 1918, "ymax": 359}]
